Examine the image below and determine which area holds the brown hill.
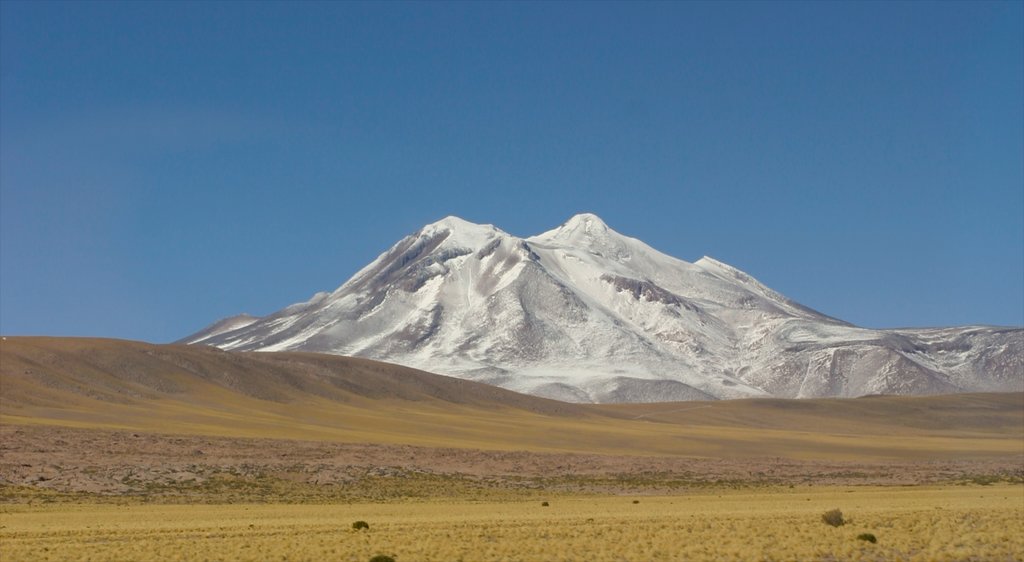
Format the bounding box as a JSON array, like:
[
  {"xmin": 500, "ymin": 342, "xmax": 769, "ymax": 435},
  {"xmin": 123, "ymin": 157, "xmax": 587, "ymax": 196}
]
[
  {"xmin": 1, "ymin": 337, "xmax": 1021, "ymax": 461},
  {"xmin": 0, "ymin": 336, "xmax": 586, "ymax": 415}
]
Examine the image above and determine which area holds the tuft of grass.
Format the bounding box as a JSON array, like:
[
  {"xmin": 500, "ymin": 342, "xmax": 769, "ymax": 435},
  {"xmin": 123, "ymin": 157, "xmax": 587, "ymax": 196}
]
[
  {"xmin": 541, "ymin": 501, "xmax": 549, "ymax": 507},
  {"xmin": 822, "ymin": 508, "xmax": 845, "ymax": 527},
  {"xmin": 352, "ymin": 520, "xmax": 370, "ymax": 531},
  {"xmin": 857, "ymin": 532, "xmax": 877, "ymax": 543},
  {"xmin": 368, "ymin": 556, "xmax": 396, "ymax": 562}
]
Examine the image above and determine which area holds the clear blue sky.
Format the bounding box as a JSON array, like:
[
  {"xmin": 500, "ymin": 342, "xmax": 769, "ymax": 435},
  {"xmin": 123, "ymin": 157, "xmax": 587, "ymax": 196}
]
[{"xmin": 2, "ymin": 1, "xmax": 1022, "ymax": 342}]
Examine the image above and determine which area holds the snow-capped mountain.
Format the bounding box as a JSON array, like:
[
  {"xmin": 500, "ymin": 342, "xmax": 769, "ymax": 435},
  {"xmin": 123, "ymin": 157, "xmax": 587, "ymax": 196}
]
[{"xmin": 182, "ymin": 214, "xmax": 1023, "ymax": 403}]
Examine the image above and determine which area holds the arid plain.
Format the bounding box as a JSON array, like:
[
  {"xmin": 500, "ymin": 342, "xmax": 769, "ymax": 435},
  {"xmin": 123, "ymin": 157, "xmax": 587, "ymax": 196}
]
[{"xmin": 1, "ymin": 337, "xmax": 1022, "ymax": 561}]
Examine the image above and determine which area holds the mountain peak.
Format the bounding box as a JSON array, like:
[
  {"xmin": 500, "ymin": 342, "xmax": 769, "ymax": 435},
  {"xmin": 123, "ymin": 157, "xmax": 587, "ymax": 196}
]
[
  {"xmin": 561, "ymin": 212, "xmax": 609, "ymax": 233},
  {"xmin": 419, "ymin": 216, "xmax": 508, "ymax": 250},
  {"xmin": 531, "ymin": 212, "xmax": 621, "ymax": 247},
  {"xmin": 567, "ymin": 212, "xmax": 607, "ymax": 225},
  {"xmin": 422, "ymin": 215, "xmax": 485, "ymax": 232}
]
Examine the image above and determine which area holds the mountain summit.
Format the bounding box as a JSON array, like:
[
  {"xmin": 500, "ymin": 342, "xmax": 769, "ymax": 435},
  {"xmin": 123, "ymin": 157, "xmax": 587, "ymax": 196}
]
[{"xmin": 183, "ymin": 214, "xmax": 1022, "ymax": 403}]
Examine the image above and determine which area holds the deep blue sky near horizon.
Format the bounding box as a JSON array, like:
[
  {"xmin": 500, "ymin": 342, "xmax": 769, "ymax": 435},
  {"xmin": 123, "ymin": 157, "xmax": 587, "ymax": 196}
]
[{"xmin": 1, "ymin": 1, "xmax": 1022, "ymax": 342}]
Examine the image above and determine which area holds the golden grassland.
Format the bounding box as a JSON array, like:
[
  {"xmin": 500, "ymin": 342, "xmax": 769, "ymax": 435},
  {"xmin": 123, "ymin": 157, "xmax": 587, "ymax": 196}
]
[{"xmin": 2, "ymin": 484, "xmax": 1021, "ymax": 562}]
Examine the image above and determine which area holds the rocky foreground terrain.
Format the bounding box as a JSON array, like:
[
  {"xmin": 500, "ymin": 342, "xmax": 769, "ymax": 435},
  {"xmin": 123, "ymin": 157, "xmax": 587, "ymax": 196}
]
[{"xmin": 3, "ymin": 425, "xmax": 1021, "ymax": 502}]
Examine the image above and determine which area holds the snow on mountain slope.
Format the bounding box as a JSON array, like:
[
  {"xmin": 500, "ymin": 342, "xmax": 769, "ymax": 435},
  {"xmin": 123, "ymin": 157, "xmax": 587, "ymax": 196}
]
[{"xmin": 182, "ymin": 214, "xmax": 1023, "ymax": 403}]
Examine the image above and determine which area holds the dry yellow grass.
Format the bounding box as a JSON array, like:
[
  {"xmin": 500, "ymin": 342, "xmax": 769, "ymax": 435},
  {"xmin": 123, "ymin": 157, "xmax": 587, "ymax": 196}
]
[{"xmin": 2, "ymin": 484, "xmax": 1021, "ymax": 561}]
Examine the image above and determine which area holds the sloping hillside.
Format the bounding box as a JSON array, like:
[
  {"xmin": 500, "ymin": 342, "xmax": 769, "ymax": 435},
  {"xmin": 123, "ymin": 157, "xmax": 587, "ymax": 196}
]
[{"xmin": 2, "ymin": 337, "xmax": 1021, "ymax": 461}]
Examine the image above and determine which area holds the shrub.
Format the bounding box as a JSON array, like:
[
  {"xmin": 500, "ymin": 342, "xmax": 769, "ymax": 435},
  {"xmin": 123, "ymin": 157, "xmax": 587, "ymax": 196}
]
[
  {"xmin": 857, "ymin": 533, "xmax": 877, "ymax": 543},
  {"xmin": 369, "ymin": 556, "xmax": 396, "ymax": 562},
  {"xmin": 822, "ymin": 509, "xmax": 845, "ymax": 527},
  {"xmin": 352, "ymin": 520, "xmax": 370, "ymax": 531},
  {"xmin": 632, "ymin": 500, "xmax": 640, "ymax": 504},
  {"xmin": 969, "ymin": 474, "xmax": 1000, "ymax": 486},
  {"xmin": 541, "ymin": 501, "xmax": 549, "ymax": 507}
]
